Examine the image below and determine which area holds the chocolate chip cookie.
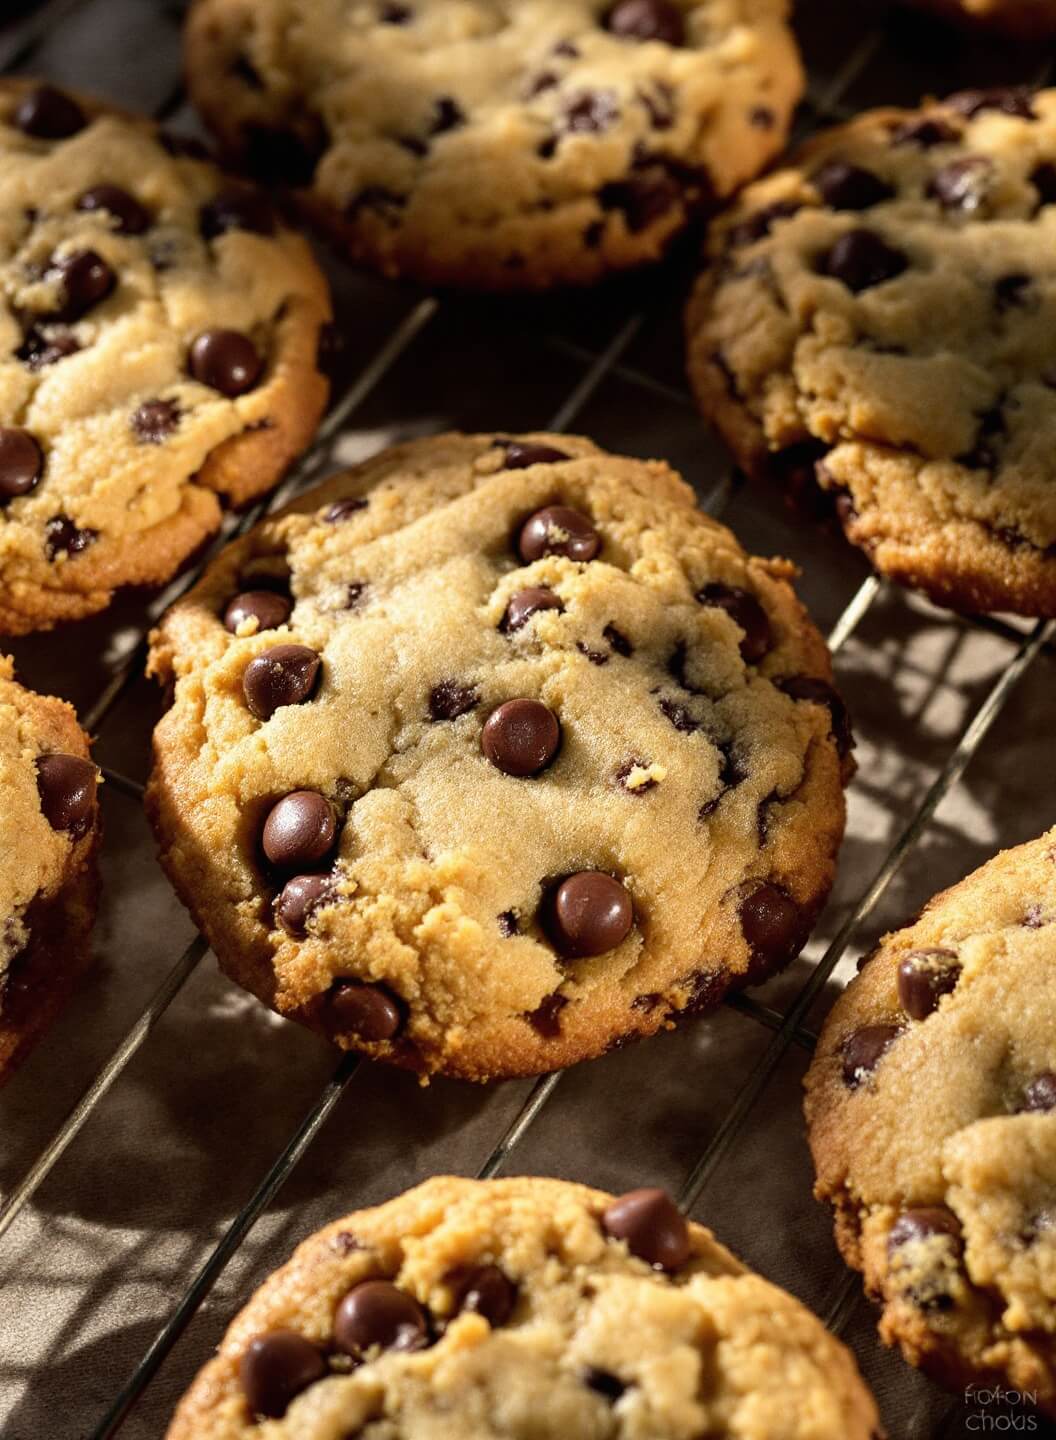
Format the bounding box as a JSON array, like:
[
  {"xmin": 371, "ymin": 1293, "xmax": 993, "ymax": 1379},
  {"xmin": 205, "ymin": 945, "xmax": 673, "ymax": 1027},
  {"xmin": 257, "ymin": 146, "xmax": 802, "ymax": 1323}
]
[
  {"xmin": 905, "ymin": 0, "xmax": 1056, "ymax": 36},
  {"xmin": 0, "ymin": 79, "xmax": 331, "ymax": 635},
  {"xmin": 0, "ymin": 656, "xmax": 101, "ymax": 1082},
  {"xmin": 147, "ymin": 432, "xmax": 851, "ymax": 1081},
  {"xmin": 686, "ymin": 86, "xmax": 1056, "ymax": 617},
  {"xmin": 805, "ymin": 829, "xmax": 1056, "ymax": 1412},
  {"xmin": 167, "ymin": 1175, "xmax": 880, "ymax": 1438},
  {"xmin": 184, "ymin": 0, "xmax": 803, "ymax": 290}
]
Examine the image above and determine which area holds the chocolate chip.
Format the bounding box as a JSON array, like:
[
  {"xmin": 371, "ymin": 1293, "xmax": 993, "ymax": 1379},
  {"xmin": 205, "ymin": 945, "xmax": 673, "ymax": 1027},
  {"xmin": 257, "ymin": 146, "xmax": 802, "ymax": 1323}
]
[
  {"xmin": 604, "ymin": 0, "xmax": 685, "ymax": 45},
  {"xmin": 239, "ymin": 1330, "xmax": 326, "ymax": 1420},
  {"xmin": 76, "ymin": 185, "xmax": 150, "ymax": 235},
  {"xmin": 482, "ymin": 699, "xmax": 560, "ymax": 777},
  {"xmin": 583, "ymin": 1367, "xmax": 627, "ymax": 1402},
  {"xmin": 243, "ymin": 644, "xmax": 321, "ymax": 720},
  {"xmin": 335, "ymin": 1281, "xmax": 429, "ymax": 1357},
  {"xmin": 261, "ymin": 791, "xmax": 336, "ymax": 870},
  {"xmin": 696, "ymin": 582, "xmax": 771, "ymax": 663},
  {"xmin": 14, "ymin": 85, "xmax": 86, "ymax": 140},
  {"xmin": 344, "ymin": 582, "xmax": 368, "ymax": 611},
  {"xmin": 897, "ymin": 948, "xmax": 960, "ymax": 1020},
  {"xmin": 430, "ymin": 96, "xmax": 464, "ymax": 135},
  {"xmin": 947, "ymin": 88, "xmax": 1035, "ymax": 120},
  {"xmin": 525, "ymin": 991, "xmax": 567, "ymax": 1036},
  {"xmin": 381, "ymin": 1, "xmax": 412, "ymax": 19},
  {"xmin": 563, "ymin": 90, "xmax": 620, "ymax": 135},
  {"xmin": 601, "ymin": 1188, "xmax": 689, "ymax": 1270},
  {"xmin": 891, "ymin": 115, "xmax": 959, "ymax": 148},
  {"xmin": 640, "ymin": 82, "xmax": 675, "ymax": 130},
  {"xmin": 324, "ymin": 496, "xmax": 368, "ymax": 523},
  {"xmin": 517, "ymin": 506, "xmax": 600, "ymax": 563},
  {"xmin": 994, "ymin": 273, "xmax": 1030, "ymax": 312},
  {"xmin": 498, "ymin": 910, "xmax": 519, "ymax": 937},
  {"xmin": 775, "ymin": 676, "xmax": 854, "ymax": 759},
  {"xmin": 502, "ymin": 441, "xmax": 569, "ymax": 469},
  {"xmin": 1031, "ymin": 161, "xmax": 1056, "ymax": 206},
  {"xmin": 275, "ymin": 873, "xmax": 333, "ymax": 939},
  {"xmin": 189, "ymin": 329, "xmax": 262, "ymax": 396},
  {"xmin": 48, "ymin": 249, "xmax": 115, "ymax": 321},
  {"xmin": 44, "ymin": 515, "xmax": 96, "ymax": 560},
  {"xmin": 15, "ymin": 327, "xmax": 79, "ymax": 370},
  {"xmin": 740, "ymin": 884, "xmax": 804, "ymax": 981},
  {"xmin": 446, "ymin": 1265, "xmax": 517, "ymax": 1326},
  {"xmin": 888, "ymin": 1206, "xmax": 961, "ymax": 1254},
  {"xmin": 0, "ymin": 427, "xmax": 43, "ymax": 501},
  {"xmin": 224, "ymin": 590, "xmax": 292, "ymax": 633},
  {"xmin": 1018, "ymin": 1072, "xmax": 1056, "ymax": 1113},
  {"xmin": 326, "ymin": 980, "xmax": 403, "ymax": 1041},
  {"xmin": 200, "ymin": 188, "xmax": 275, "ymax": 240},
  {"xmin": 503, "ymin": 586, "xmax": 563, "ymax": 632},
  {"xmin": 813, "ymin": 161, "xmax": 894, "ymax": 211},
  {"xmin": 658, "ymin": 696, "xmax": 699, "ymax": 734},
  {"xmin": 820, "ymin": 229, "xmax": 907, "ymax": 292},
  {"xmin": 599, "ymin": 167, "xmax": 680, "ymax": 232},
  {"xmin": 545, "ymin": 872, "xmax": 633, "ymax": 958},
  {"xmin": 841, "ymin": 1023, "xmax": 901, "ymax": 1088},
  {"xmin": 727, "ymin": 199, "xmax": 801, "ymax": 248},
  {"xmin": 131, "ymin": 399, "xmax": 180, "ymax": 444},
  {"xmin": 428, "ymin": 681, "xmax": 478, "ymax": 722},
  {"xmin": 35, "ymin": 753, "xmax": 96, "ymax": 837},
  {"xmin": 928, "ymin": 155, "xmax": 991, "ymax": 211},
  {"xmin": 603, "ymin": 624, "xmax": 631, "ymax": 657}
]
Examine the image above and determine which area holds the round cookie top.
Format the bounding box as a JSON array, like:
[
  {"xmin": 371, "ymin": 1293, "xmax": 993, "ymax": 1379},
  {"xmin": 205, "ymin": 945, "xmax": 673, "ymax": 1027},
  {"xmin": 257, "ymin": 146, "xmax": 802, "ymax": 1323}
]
[
  {"xmin": 184, "ymin": 0, "xmax": 803, "ymax": 289},
  {"xmin": 147, "ymin": 432, "xmax": 850, "ymax": 1081},
  {"xmin": 805, "ymin": 829, "xmax": 1056, "ymax": 1411},
  {"xmin": 0, "ymin": 80, "xmax": 331, "ymax": 635},
  {"xmin": 686, "ymin": 86, "xmax": 1056, "ymax": 617},
  {"xmin": 166, "ymin": 1175, "xmax": 880, "ymax": 1439},
  {"xmin": 0, "ymin": 655, "xmax": 100, "ymax": 1070}
]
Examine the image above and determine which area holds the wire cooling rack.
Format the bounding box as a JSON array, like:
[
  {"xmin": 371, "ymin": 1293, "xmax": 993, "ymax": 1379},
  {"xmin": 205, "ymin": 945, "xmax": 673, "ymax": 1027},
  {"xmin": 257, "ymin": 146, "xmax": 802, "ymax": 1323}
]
[{"xmin": 1, "ymin": 2, "xmax": 1055, "ymax": 1437}]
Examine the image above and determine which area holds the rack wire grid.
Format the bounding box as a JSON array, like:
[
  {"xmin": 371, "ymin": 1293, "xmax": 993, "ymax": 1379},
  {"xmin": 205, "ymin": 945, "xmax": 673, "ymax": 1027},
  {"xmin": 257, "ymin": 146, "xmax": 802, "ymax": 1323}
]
[{"xmin": 1, "ymin": 1, "xmax": 1055, "ymax": 1437}]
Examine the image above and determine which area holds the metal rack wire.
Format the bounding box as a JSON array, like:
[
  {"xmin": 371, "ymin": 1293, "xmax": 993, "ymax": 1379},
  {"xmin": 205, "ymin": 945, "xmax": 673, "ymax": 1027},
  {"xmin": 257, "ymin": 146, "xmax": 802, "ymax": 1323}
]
[{"xmin": 2, "ymin": 3, "xmax": 1054, "ymax": 1437}]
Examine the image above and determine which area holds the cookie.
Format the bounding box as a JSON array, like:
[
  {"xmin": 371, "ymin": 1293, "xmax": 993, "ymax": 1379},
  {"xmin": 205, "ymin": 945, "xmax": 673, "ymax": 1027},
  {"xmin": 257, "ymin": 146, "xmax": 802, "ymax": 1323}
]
[
  {"xmin": 167, "ymin": 1174, "xmax": 881, "ymax": 1438},
  {"xmin": 903, "ymin": 0, "xmax": 1056, "ymax": 37},
  {"xmin": 184, "ymin": 0, "xmax": 803, "ymax": 290},
  {"xmin": 804, "ymin": 829, "xmax": 1056, "ymax": 1412},
  {"xmin": 686, "ymin": 86, "xmax": 1056, "ymax": 618},
  {"xmin": 146, "ymin": 432, "xmax": 851, "ymax": 1082},
  {"xmin": 0, "ymin": 656, "xmax": 101, "ymax": 1082},
  {"xmin": 0, "ymin": 79, "xmax": 332, "ymax": 635}
]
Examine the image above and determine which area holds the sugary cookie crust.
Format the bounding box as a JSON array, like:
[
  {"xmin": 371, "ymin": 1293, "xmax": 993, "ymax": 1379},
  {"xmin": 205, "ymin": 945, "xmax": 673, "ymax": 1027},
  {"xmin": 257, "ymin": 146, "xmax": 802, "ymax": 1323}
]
[
  {"xmin": 184, "ymin": 0, "xmax": 803, "ymax": 290},
  {"xmin": 805, "ymin": 829, "xmax": 1056, "ymax": 1411},
  {"xmin": 686, "ymin": 87, "xmax": 1056, "ymax": 617},
  {"xmin": 0, "ymin": 656, "xmax": 101, "ymax": 1080},
  {"xmin": 147, "ymin": 432, "xmax": 850, "ymax": 1081},
  {"xmin": 166, "ymin": 1175, "xmax": 880, "ymax": 1439},
  {"xmin": 0, "ymin": 79, "xmax": 331, "ymax": 635}
]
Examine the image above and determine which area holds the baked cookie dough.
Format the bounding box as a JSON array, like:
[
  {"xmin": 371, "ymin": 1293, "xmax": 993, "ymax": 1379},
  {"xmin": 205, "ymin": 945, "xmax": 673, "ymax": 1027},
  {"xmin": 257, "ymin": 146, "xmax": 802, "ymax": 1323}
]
[
  {"xmin": 0, "ymin": 656, "xmax": 101, "ymax": 1081},
  {"xmin": 686, "ymin": 86, "xmax": 1056, "ymax": 617},
  {"xmin": 0, "ymin": 79, "xmax": 331, "ymax": 635},
  {"xmin": 903, "ymin": 0, "xmax": 1056, "ymax": 37},
  {"xmin": 147, "ymin": 432, "xmax": 851, "ymax": 1081},
  {"xmin": 805, "ymin": 828, "xmax": 1056, "ymax": 1412},
  {"xmin": 184, "ymin": 0, "xmax": 804, "ymax": 289},
  {"xmin": 166, "ymin": 1175, "xmax": 881, "ymax": 1438}
]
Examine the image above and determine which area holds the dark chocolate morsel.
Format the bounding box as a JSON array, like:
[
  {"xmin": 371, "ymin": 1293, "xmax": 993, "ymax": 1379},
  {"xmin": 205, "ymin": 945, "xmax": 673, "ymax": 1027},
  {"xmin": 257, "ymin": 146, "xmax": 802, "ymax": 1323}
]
[
  {"xmin": 517, "ymin": 506, "xmax": 600, "ymax": 563},
  {"xmin": 243, "ymin": 644, "xmax": 321, "ymax": 719},
  {"xmin": 36, "ymin": 753, "xmax": 97, "ymax": 834},
  {"xmin": 239, "ymin": 1330, "xmax": 326, "ymax": 1420},
  {"xmin": 334, "ymin": 1281, "xmax": 429, "ymax": 1357},
  {"xmin": 481, "ymin": 699, "xmax": 560, "ymax": 777},
  {"xmin": 503, "ymin": 586, "xmax": 563, "ymax": 632},
  {"xmin": 224, "ymin": 590, "xmax": 292, "ymax": 634},
  {"xmin": 275, "ymin": 873, "xmax": 333, "ymax": 939},
  {"xmin": 261, "ymin": 791, "xmax": 336, "ymax": 870},
  {"xmin": 188, "ymin": 329, "xmax": 262, "ymax": 396},
  {"xmin": 131, "ymin": 399, "xmax": 180, "ymax": 444},
  {"xmin": 76, "ymin": 184, "xmax": 151, "ymax": 235},
  {"xmin": 820, "ymin": 229, "xmax": 907, "ymax": 292},
  {"xmin": 502, "ymin": 441, "xmax": 569, "ymax": 469},
  {"xmin": 0, "ymin": 427, "xmax": 43, "ymax": 501},
  {"xmin": 1018, "ymin": 1072, "xmax": 1056, "ymax": 1114},
  {"xmin": 897, "ymin": 948, "xmax": 960, "ymax": 1020},
  {"xmin": 14, "ymin": 85, "xmax": 86, "ymax": 140},
  {"xmin": 446, "ymin": 1264, "xmax": 517, "ymax": 1326},
  {"xmin": 841, "ymin": 1023, "xmax": 901, "ymax": 1088},
  {"xmin": 601, "ymin": 1187, "xmax": 690, "ymax": 1270},
  {"xmin": 546, "ymin": 872, "xmax": 633, "ymax": 958},
  {"xmin": 696, "ymin": 582, "xmax": 771, "ymax": 663},
  {"xmin": 326, "ymin": 980, "xmax": 403, "ymax": 1041},
  {"xmin": 604, "ymin": 0, "xmax": 685, "ymax": 45}
]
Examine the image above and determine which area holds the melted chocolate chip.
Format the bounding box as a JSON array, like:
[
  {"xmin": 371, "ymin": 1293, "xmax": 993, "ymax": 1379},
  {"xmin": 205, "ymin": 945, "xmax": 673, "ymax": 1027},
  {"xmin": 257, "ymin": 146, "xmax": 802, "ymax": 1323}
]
[
  {"xmin": 275, "ymin": 873, "xmax": 333, "ymax": 939},
  {"xmin": 344, "ymin": 581, "xmax": 368, "ymax": 610},
  {"xmin": 813, "ymin": 161, "xmax": 894, "ymax": 211},
  {"xmin": 44, "ymin": 515, "xmax": 96, "ymax": 560},
  {"xmin": 775, "ymin": 676, "xmax": 854, "ymax": 759},
  {"xmin": 897, "ymin": 948, "xmax": 960, "ymax": 1020},
  {"xmin": 503, "ymin": 586, "xmax": 563, "ymax": 632},
  {"xmin": 1031, "ymin": 161, "xmax": 1056, "ymax": 206},
  {"xmin": 727, "ymin": 199, "xmax": 801, "ymax": 249},
  {"xmin": 335, "ymin": 1282, "xmax": 429, "ymax": 1357},
  {"xmin": 891, "ymin": 115, "xmax": 959, "ymax": 148},
  {"xmin": 261, "ymin": 791, "xmax": 336, "ymax": 870},
  {"xmin": 583, "ymin": 1367, "xmax": 627, "ymax": 1402},
  {"xmin": 947, "ymin": 87, "xmax": 1035, "ymax": 120},
  {"xmin": 601, "ymin": 1188, "xmax": 689, "ymax": 1270},
  {"xmin": 888, "ymin": 1206, "xmax": 961, "ymax": 1253},
  {"xmin": 16, "ymin": 327, "xmax": 79, "ymax": 370},
  {"xmin": 604, "ymin": 0, "xmax": 685, "ymax": 45},
  {"xmin": 243, "ymin": 644, "xmax": 321, "ymax": 719},
  {"xmin": 446, "ymin": 1265, "xmax": 517, "ymax": 1326},
  {"xmin": 525, "ymin": 991, "xmax": 567, "ymax": 1037},
  {"xmin": 563, "ymin": 90, "xmax": 620, "ymax": 135},
  {"xmin": 1018, "ymin": 1072, "xmax": 1056, "ymax": 1114},
  {"xmin": 381, "ymin": 2, "xmax": 412, "ymax": 19},
  {"xmin": 324, "ymin": 496, "xmax": 368, "ymax": 523},
  {"xmin": 428, "ymin": 681, "xmax": 479, "ymax": 722},
  {"xmin": 820, "ymin": 229, "xmax": 908, "ymax": 292},
  {"xmin": 482, "ymin": 699, "xmax": 560, "ymax": 777},
  {"xmin": 994, "ymin": 273, "xmax": 1030, "ymax": 312},
  {"xmin": 502, "ymin": 441, "xmax": 569, "ymax": 469},
  {"xmin": 0, "ymin": 427, "xmax": 43, "ymax": 501},
  {"xmin": 545, "ymin": 872, "xmax": 633, "ymax": 958},
  {"xmin": 36, "ymin": 754, "xmax": 97, "ymax": 835},
  {"xmin": 48, "ymin": 249, "xmax": 115, "ymax": 321},
  {"xmin": 498, "ymin": 910, "xmax": 519, "ymax": 937},
  {"xmin": 740, "ymin": 884, "xmax": 805, "ymax": 982},
  {"xmin": 600, "ymin": 166, "xmax": 681, "ymax": 231},
  {"xmin": 76, "ymin": 185, "xmax": 151, "ymax": 235},
  {"xmin": 603, "ymin": 623, "xmax": 632, "ymax": 657},
  {"xmin": 658, "ymin": 695, "xmax": 699, "ymax": 734},
  {"xmin": 189, "ymin": 329, "xmax": 262, "ymax": 396},
  {"xmin": 131, "ymin": 399, "xmax": 180, "ymax": 444},
  {"xmin": 517, "ymin": 506, "xmax": 600, "ymax": 563},
  {"xmin": 14, "ymin": 86, "xmax": 86, "ymax": 140},
  {"xmin": 239, "ymin": 1330, "xmax": 326, "ymax": 1420},
  {"xmin": 696, "ymin": 582, "xmax": 771, "ymax": 663},
  {"xmin": 928, "ymin": 155, "xmax": 992, "ymax": 212},
  {"xmin": 224, "ymin": 589, "xmax": 292, "ymax": 633},
  {"xmin": 841, "ymin": 1023, "xmax": 901, "ymax": 1088},
  {"xmin": 326, "ymin": 980, "xmax": 403, "ymax": 1041}
]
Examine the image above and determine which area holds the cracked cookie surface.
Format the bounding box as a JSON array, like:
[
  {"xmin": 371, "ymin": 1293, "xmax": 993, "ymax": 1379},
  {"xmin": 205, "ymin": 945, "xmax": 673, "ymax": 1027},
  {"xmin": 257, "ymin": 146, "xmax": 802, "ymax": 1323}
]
[
  {"xmin": 0, "ymin": 79, "xmax": 331, "ymax": 634},
  {"xmin": 166, "ymin": 1174, "xmax": 880, "ymax": 1439},
  {"xmin": 686, "ymin": 86, "xmax": 1056, "ymax": 617},
  {"xmin": 805, "ymin": 828, "xmax": 1056, "ymax": 1412},
  {"xmin": 185, "ymin": 0, "xmax": 803, "ymax": 289},
  {"xmin": 0, "ymin": 656, "xmax": 100, "ymax": 1081},
  {"xmin": 147, "ymin": 432, "xmax": 850, "ymax": 1081}
]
